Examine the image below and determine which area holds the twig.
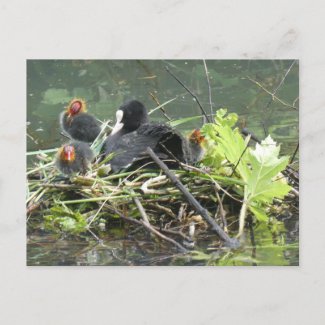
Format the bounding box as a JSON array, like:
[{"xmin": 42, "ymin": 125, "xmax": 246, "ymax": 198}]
[
  {"xmin": 141, "ymin": 176, "xmax": 169, "ymax": 194},
  {"xmin": 146, "ymin": 147, "xmax": 239, "ymax": 248},
  {"xmin": 179, "ymin": 163, "xmax": 242, "ymax": 203},
  {"xmin": 275, "ymin": 60, "xmax": 297, "ymax": 93},
  {"xmin": 111, "ymin": 248, "xmax": 133, "ymax": 265},
  {"xmin": 165, "ymin": 66, "xmax": 211, "ymax": 122},
  {"xmin": 140, "ymin": 219, "xmax": 188, "ymax": 253},
  {"xmin": 237, "ymin": 193, "xmax": 248, "ymax": 237},
  {"xmin": 215, "ymin": 191, "xmax": 228, "ymax": 232},
  {"xmin": 26, "ymin": 201, "xmax": 43, "ymax": 215},
  {"xmin": 230, "ymin": 134, "xmax": 251, "ymax": 177},
  {"xmin": 88, "ymin": 198, "xmax": 110, "ymax": 227},
  {"xmin": 203, "ymin": 60, "xmax": 213, "ymax": 118},
  {"xmin": 27, "ymin": 132, "xmax": 39, "ymax": 145},
  {"xmin": 245, "ymin": 76, "xmax": 298, "ymax": 110},
  {"xmin": 148, "ymin": 97, "xmax": 177, "ymax": 116},
  {"xmin": 146, "ymin": 203, "xmax": 176, "ymax": 219},
  {"xmin": 40, "ymin": 183, "xmax": 83, "ymax": 189},
  {"xmin": 87, "ymin": 227, "xmax": 102, "ymax": 242},
  {"xmin": 149, "ymin": 92, "xmax": 172, "ymax": 121},
  {"xmin": 133, "ymin": 196, "xmax": 150, "ymax": 225},
  {"xmin": 113, "ymin": 207, "xmax": 188, "ymax": 253},
  {"xmin": 293, "ymin": 96, "xmax": 299, "ymax": 107},
  {"xmin": 177, "ymin": 203, "xmax": 186, "ymax": 221},
  {"xmin": 290, "ymin": 142, "xmax": 299, "ymax": 164},
  {"xmin": 247, "ymin": 216, "xmax": 257, "ymax": 266},
  {"xmin": 157, "ymin": 227, "xmax": 192, "ymax": 242},
  {"xmin": 241, "ymin": 128, "xmax": 261, "ymax": 143},
  {"xmin": 259, "ymin": 60, "xmax": 298, "ymax": 134},
  {"xmin": 290, "ymin": 187, "xmax": 299, "ymax": 198}
]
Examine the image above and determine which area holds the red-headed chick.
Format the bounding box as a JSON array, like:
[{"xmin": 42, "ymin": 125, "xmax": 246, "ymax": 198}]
[
  {"xmin": 187, "ymin": 129, "xmax": 205, "ymax": 163},
  {"xmin": 55, "ymin": 141, "xmax": 94, "ymax": 175},
  {"xmin": 60, "ymin": 98, "xmax": 101, "ymax": 142}
]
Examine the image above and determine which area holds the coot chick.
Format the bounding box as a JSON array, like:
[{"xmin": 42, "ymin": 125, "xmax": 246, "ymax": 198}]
[
  {"xmin": 55, "ymin": 141, "xmax": 94, "ymax": 175},
  {"xmin": 187, "ymin": 129, "xmax": 205, "ymax": 163},
  {"xmin": 60, "ymin": 98, "xmax": 101, "ymax": 142}
]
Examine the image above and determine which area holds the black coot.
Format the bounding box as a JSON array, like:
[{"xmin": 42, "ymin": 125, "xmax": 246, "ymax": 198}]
[
  {"xmin": 55, "ymin": 141, "xmax": 94, "ymax": 175},
  {"xmin": 101, "ymin": 100, "xmax": 204, "ymax": 172},
  {"xmin": 60, "ymin": 98, "xmax": 101, "ymax": 142},
  {"xmin": 102, "ymin": 100, "xmax": 149, "ymax": 153}
]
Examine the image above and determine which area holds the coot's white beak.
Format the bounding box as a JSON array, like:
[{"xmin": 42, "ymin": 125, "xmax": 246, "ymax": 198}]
[{"xmin": 110, "ymin": 110, "xmax": 124, "ymax": 135}]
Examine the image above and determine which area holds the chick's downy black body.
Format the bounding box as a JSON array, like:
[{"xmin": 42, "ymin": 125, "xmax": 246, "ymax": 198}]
[
  {"xmin": 55, "ymin": 141, "xmax": 94, "ymax": 175},
  {"xmin": 60, "ymin": 99, "xmax": 101, "ymax": 142},
  {"xmin": 60, "ymin": 112, "xmax": 101, "ymax": 142}
]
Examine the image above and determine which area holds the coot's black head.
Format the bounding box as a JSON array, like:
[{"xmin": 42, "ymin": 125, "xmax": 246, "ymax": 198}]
[{"xmin": 110, "ymin": 100, "xmax": 149, "ymax": 135}]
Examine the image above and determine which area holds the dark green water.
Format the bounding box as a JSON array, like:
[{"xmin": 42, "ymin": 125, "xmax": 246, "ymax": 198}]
[{"xmin": 27, "ymin": 60, "xmax": 299, "ymax": 266}]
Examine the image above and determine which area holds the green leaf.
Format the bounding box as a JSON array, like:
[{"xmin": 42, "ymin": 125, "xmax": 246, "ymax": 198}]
[
  {"xmin": 44, "ymin": 205, "xmax": 87, "ymax": 234},
  {"xmin": 201, "ymin": 109, "xmax": 291, "ymax": 235},
  {"xmin": 169, "ymin": 115, "xmax": 202, "ymax": 127},
  {"xmin": 201, "ymin": 109, "xmax": 250, "ymax": 178},
  {"xmin": 215, "ymin": 108, "xmax": 238, "ymax": 128},
  {"xmin": 247, "ymin": 136, "xmax": 291, "ymax": 202},
  {"xmin": 148, "ymin": 97, "xmax": 177, "ymax": 115},
  {"xmin": 249, "ymin": 205, "xmax": 269, "ymax": 222}
]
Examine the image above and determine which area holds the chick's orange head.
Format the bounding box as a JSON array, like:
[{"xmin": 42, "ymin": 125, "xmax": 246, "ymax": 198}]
[
  {"xmin": 67, "ymin": 98, "xmax": 87, "ymax": 117},
  {"xmin": 189, "ymin": 129, "xmax": 205, "ymax": 145},
  {"xmin": 59, "ymin": 145, "xmax": 76, "ymax": 162}
]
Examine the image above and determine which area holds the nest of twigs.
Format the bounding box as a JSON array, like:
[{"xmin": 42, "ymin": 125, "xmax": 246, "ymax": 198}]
[{"xmin": 27, "ymin": 131, "xmax": 299, "ymax": 254}]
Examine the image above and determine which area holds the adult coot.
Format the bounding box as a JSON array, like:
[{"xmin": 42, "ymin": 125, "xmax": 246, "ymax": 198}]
[
  {"xmin": 101, "ymin": 100, "xmax": 204, "ymax": 172},
  {"xmin": 60, "ymin": 98, "xmax": 101, "ymax": 142},
  {"xmin": 55, "ymin": 141, "xmax": 94, "ymax": 175},
  {"xmin": 102, "ymin": 100, "xmax": 149, "ymax": 153}
]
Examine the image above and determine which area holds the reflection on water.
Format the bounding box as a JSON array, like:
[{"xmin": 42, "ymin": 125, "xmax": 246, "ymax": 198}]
[{"xmin": 27, "ymin": 60, "xmax": 299, "ymax": 266}]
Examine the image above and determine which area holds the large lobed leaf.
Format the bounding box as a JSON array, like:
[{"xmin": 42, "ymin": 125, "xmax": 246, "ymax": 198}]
[
  {"xmin": 247, "ymin": 135, "xmax": 291, "ymax": 204},
  {"xmin": 201, "ymin": 109, "xmax": 292, "ymax": 227}
]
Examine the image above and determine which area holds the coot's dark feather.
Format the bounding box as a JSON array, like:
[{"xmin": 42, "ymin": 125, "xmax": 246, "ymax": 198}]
[
  {"xmin": 101, "ymin": 99, "xmax": 204, "ymax": 173},
  {"xmin": 107, "ymin": 122, "xmax": 190, "ymax": 172}
]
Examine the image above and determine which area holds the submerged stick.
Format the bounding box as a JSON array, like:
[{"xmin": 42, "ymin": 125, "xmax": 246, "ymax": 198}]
[
  {"xmin": 165, "ymin": 66, "xmax": 211, "ymax": 123},
  {"xmin": 140, "ymin": 219, "xmax": 188, "ymax": 253},
  {"xmin": 113, "ymin": 207, "xmax": 188, "ymax": 253},
  {"xmin": 146, "ymin": 147, "xmax": 239, "ymax": 248}
]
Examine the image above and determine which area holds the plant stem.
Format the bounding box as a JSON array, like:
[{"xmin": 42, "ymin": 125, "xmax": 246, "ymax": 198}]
[{"xmin": 237, "ymin": 190, "xmax": 249, "ymax": 237}]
